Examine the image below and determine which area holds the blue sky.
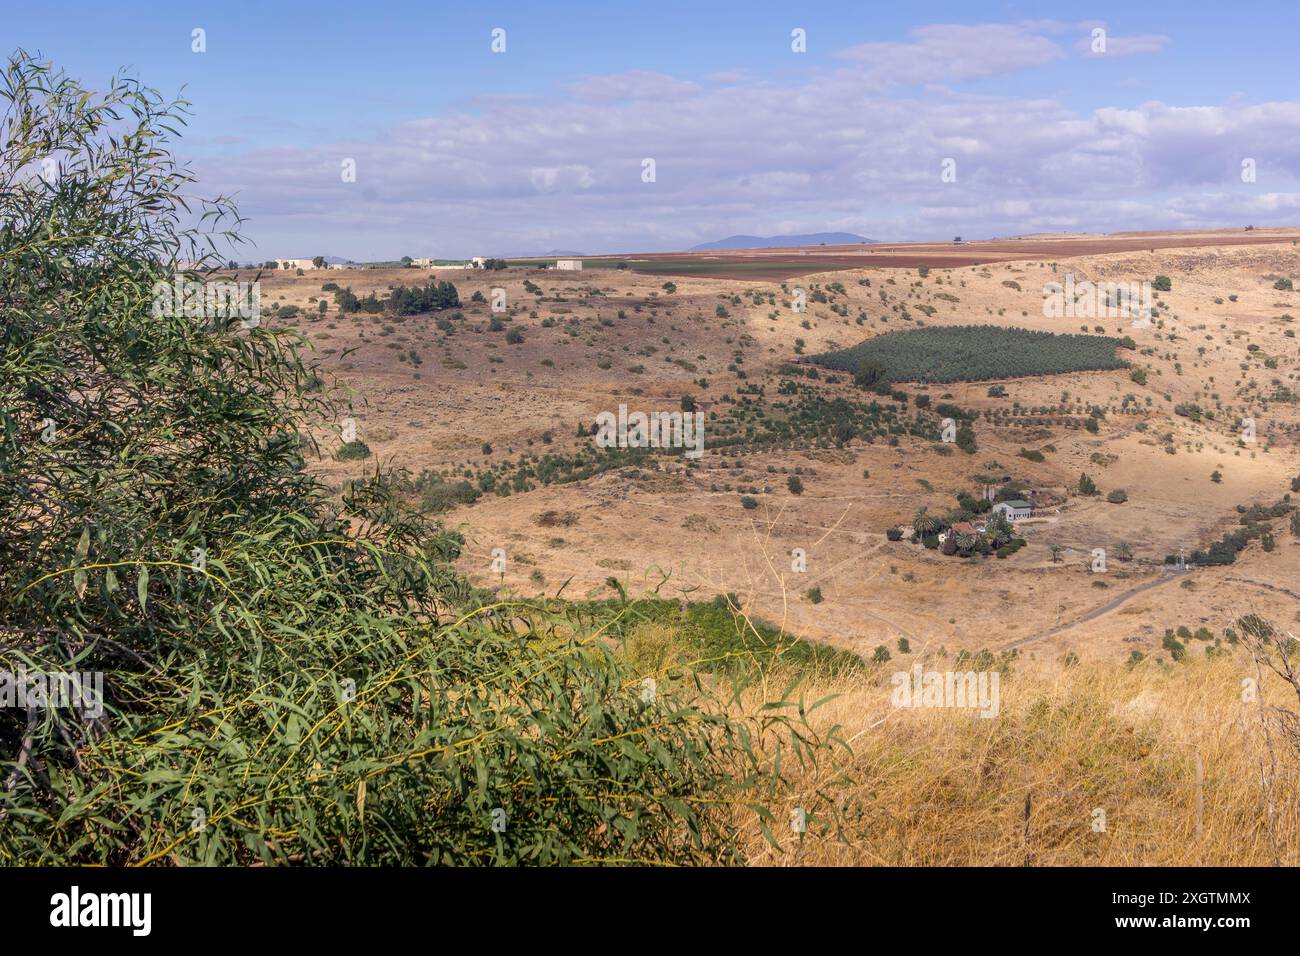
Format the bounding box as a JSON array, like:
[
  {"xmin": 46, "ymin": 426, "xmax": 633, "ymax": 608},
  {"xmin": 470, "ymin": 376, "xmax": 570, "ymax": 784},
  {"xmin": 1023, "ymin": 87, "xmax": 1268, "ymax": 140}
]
[{"xmin": 9, "ymin": 1, "xmax": 1300, "ymax": 258}]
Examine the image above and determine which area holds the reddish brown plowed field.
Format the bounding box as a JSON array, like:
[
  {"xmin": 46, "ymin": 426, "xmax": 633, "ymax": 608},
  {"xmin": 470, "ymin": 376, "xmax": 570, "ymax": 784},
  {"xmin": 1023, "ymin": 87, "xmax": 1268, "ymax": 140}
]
[{"xmin": 588, "ymin": 228, "xmax": 1300, "ymax": 279}]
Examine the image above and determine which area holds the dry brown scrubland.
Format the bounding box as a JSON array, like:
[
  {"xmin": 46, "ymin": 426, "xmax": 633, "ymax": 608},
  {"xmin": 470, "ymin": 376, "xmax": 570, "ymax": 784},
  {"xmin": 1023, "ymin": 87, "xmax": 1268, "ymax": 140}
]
[{"xmin": 719, "ymin": 649, "xmax": 1300, "ymax": 866}]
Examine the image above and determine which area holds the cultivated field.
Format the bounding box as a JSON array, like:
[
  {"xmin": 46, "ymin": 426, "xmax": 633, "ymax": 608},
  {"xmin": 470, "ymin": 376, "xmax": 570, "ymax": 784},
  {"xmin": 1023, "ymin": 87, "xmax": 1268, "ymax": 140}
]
[{"xmin": 567, "ymin": 228, "xmax": 1300, "ymax": 280}]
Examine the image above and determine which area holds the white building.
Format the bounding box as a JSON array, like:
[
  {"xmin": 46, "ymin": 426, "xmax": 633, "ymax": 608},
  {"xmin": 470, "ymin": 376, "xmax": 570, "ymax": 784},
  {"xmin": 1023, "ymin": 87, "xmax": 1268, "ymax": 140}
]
[
  {"xmin": 411, "ymin": 259, "xmax": 475, "ymax": 269},
  {"xmin": 470, "ymin": 257, "xmax": 487, "ymax": 269},
  {"xmin": 993, "ymin": 500, "xmax": 1033, "ymax": 522},
  {"xmin": 555, "ymin": 259, "xmax": 583, "ymax": 270},
  {"xmin": 275, "ymin": 258, "xmax": 319, "ymax": 271}
]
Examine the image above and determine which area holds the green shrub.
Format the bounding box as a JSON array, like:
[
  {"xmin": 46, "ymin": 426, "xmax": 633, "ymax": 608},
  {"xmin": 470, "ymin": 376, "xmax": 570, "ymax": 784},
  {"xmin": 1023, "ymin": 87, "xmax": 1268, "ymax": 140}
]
[
  {"xmin": 386, "ymin": 279, "xmax": 461, "ymax": 314},
  {"xmin": 853, "ymin": 359, "xmax": 890, "ymax": 391},
  {"xmin": 335, "ymin": 439, "xmax": 373, "ymax": 460},
  {"xmin": 420, "ymin": 479, "xmax": 480, "ymax": 512}
]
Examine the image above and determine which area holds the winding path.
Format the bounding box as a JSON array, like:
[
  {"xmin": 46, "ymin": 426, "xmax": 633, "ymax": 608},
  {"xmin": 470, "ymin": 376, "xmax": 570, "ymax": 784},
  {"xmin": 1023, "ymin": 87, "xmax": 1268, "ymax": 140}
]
[
  {"xmin": 1005, "ymin": 570, "xmax": 1187, "ymax": 649},
  {"xmin": 1225, "ymin": 576, "xmax": 1300, "ymax": 603}
]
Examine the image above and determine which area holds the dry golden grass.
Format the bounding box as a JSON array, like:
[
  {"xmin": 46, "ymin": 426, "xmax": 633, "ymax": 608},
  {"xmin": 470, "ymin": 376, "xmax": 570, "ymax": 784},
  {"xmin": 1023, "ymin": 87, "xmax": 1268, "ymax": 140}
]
[{"xmin": 729, "ymin": 654, "xmax": 1300, "ymax": 866}]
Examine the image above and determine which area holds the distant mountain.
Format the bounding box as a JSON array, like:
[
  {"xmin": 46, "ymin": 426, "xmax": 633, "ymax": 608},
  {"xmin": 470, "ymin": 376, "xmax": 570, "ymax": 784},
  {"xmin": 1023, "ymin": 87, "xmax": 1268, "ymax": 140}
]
[
  {"xmin": 479, "ymin": 249, "xmax": 586, "ymax": 259},
  {"xmin": 688, "ymin": 233, "xmax": 874, "ymax": 251}
]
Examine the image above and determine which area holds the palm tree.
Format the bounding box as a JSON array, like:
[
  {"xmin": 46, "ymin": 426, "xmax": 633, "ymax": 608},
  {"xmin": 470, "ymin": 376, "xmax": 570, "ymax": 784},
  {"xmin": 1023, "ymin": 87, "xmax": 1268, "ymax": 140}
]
[
  {"xmin": 972, "ymin": 472, "xmax": 1000, "ymax": 501},
  {"xmin": 912, "ymin": 507, "xmax": 939, "ymax": 540},
  {"xmin": 985, "ymin": 510, "xmax": 1012, "ymax": 542}
]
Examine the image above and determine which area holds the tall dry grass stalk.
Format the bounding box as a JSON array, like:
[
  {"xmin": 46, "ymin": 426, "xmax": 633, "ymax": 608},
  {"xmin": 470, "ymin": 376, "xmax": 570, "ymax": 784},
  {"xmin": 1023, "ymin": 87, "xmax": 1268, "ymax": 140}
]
[{"xmin": 728, "ymin": 655, "xmax": 1299, "ymax": 866}]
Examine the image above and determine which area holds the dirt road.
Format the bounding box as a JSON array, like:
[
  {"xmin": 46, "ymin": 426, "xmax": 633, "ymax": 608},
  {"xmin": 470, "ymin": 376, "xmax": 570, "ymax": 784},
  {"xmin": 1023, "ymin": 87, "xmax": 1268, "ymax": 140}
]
[{"xmin": 1005, "ymin": 570, "xmax": 1185, "ymax": 649}]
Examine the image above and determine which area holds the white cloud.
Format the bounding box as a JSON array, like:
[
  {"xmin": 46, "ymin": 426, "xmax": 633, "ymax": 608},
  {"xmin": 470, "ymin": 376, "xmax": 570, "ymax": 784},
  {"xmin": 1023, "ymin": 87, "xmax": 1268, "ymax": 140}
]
[
  {"xmin": 565, "ymin": 70, "xmax": 701, "ymax": 102},
  {"xmin": 838, "ymin": 23, "xmax": 1063, "ymax": 86},
  {"xmin": 529, "ymin": 165, "xmax": 596, "ymax": 191},
  {"xmin": 704, "ymin": 69, "xmax": 754, "ymax": 84},
  {"xmin": 194, "ymin": 26, "xmax": 1300, "ymax": 258}
]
